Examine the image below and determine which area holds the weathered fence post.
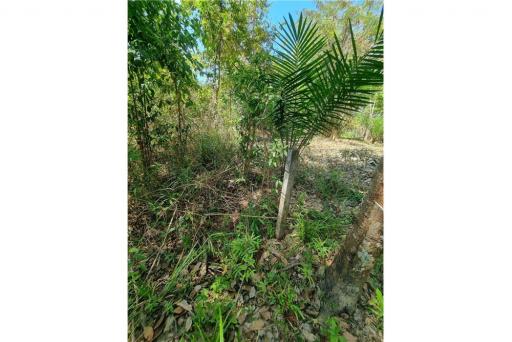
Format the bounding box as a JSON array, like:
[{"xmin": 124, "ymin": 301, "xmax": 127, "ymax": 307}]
[{"xmin": 276, "ymin": 148, "xmax": 299, "ymax": 240}]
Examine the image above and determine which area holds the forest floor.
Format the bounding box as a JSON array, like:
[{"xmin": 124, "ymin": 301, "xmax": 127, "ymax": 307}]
[{"xmin": 129, "ymin": 137, "xmax": 383, "ymax": 342}]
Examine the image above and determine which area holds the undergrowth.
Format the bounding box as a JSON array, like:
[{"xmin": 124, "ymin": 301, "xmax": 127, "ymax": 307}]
[{"xmin": 128, "ymin": 133, "xmax": 382, "ymax": 341}]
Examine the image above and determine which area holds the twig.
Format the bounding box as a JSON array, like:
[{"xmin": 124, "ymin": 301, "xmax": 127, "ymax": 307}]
[
  {"xmin": 177, "ymin": 210, "xmax": 281, "ymax": 220},
  {"xmin": 146, "ymin": 206, "xmax": 178, "ymax": 280},
  {"xmin": 279, "ymin": 261, "xmax": 301, "ymax": 272},
  {"xmin": 205, "ymin": 212, "xmax": 278, "ymax": 220}
]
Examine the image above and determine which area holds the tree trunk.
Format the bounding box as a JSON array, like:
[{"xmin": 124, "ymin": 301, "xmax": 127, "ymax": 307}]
[
  {"xmin": 138, "ymin": 76, "xmax": 152, "ymax": 171},
  {"xmin": 275, "ymin": 148, "xmax": 299, "ymax": 240},
  {"xmin": 321, "ymin": 158, "xmax": 383, "ymax": 314},
  {"xmin": 174, "ymin": 78, "xmax": 185, "ymax": 161}
]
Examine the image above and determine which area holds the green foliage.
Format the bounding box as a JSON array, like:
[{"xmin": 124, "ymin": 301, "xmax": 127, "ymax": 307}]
[
  {"xmin": 369, "ymin": 288, "xmax": 384, "ymax": 331},
  {"xmin": 370, "ymin": 114, "xmax": 384, "ymax": 142},
  {"xmin": 340, "ymin": 91, "xmax": 383, "ymax": 142},
  {"xmin": 232, "ymin": 51, "xmax": 274, "ymax": 166},
  {"xmin": 128, "ymin": 0, "xmax": 200, "ymax": 169},
  {"xmin": 269, "ymin": 12, "xmax": 383, "ymax": 152},
  {"xmin": 314, "ymin": 170, "xmax": 363, "ymax": 206},
  {"xmin": 164, "ymin": 244, "xmax": 205, "ymax": 293},
  {"xmin": 210, "ymin": 276, "xmax": 230, "ymax": 294},
  {"xmin": 321, "ymin": 317, "xmax": 347, "ymax": 342},
  {"xmin": 267, "ymin": 138, "xmax": 287, "ymax": 169},
  {"xmin": 293, "ymin": 205, "xmax": 351, "ymax": 244},
  {"xmin": 299, "ymin": 250, "xmax": 314, "ymax": 285},
  {"xmin": 310, "ymin": 237, "xmax": 336, "ymax": 259},
  {"xmin": 227, "ymin": 231, "xmax": 261, "ymax": 282},
  {"xmin": 369, "ymin": 254, "xmax": 383, "ymax": 291},
  {"xmin": 256, "ymin": 271, "xmax": 304, "ymax": 321},
  {"xmin": 194, "ymin": 131, "xmax": 237, "ymax": 170},
  {"xmin": 191, "ymin": 297, "xmax": 238, "ymax": 341},
  {"xmin": 238, "ymin": 193, "xmax": 278, "ymax": 238}
]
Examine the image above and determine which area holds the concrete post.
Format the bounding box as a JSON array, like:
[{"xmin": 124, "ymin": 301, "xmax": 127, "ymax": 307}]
[{"xmin": 276, "ymin": 148, "xmax": 299, "ymax": 240}]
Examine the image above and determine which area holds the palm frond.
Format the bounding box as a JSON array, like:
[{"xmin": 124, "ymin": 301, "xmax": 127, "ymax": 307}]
[{"xmin": 268, "ymin": 11, "xmax": 384, "ymax": 151}]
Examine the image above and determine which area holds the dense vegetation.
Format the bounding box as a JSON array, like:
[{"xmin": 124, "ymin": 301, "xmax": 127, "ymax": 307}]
[{"xmin": 128, "ymin": 1, "xmax": 383, "ymax": 341}]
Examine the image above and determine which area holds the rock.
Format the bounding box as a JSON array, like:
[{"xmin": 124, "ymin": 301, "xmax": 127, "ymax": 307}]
[
  {"xmin": 248, "ymin": 319, "xmax": 265, "ymax": 331},
  {"xmin": 302, "ymin": 331, "xmax": 317, "ymax": 342},
  {"xmin": 249, "ymin": 286, "xmax": 256, "ymax": 298},
  {"xmin": 303, "ymin": 322, "xmax": 313, "ymax": 331}
]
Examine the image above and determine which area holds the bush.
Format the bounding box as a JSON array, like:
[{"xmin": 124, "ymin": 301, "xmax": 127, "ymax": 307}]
[
  {"xmin": 370, "ymin": 114, "xmax": 383, "ymax": 142},
  {"xmin": 227, "ymin": 231, "xmax": 261, "ymax": 282},
  {"xmin": 194, "ymin": 131, "xmax": 237, "ymax": 170}
]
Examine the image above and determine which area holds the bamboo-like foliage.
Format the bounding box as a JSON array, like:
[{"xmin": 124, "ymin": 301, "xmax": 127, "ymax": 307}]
[{"xmin": 269, "ymin": 11, "xmax": 384, "ymax": 152}]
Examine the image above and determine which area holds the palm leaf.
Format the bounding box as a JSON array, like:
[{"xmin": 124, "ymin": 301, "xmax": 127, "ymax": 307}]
[{"xmin": 269, "ymin": 11, "xmax": 384, "ymax": 152}]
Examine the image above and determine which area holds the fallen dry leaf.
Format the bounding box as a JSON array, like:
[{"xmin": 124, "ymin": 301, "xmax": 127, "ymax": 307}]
[
  {"xmin": 185, "ymin": 317, "xmax": 193, "ymax": 332},
  {"xmin": 143, "ymin": 326, "xmax": 154, "ymax": 341},
  {"xmin": 343, "ymin": 331, "xmax": 358, "ymax": 342},
  {"xmin": 237, "ymin": 311, "xmax": 248, "ymax": 325},
  {"xmin": 249, "ymin": 319, "xmax": 265, "ymax": 331},
  {"xmin": 191, "ymin": 262, "xmax": 201, "ymax": 274},
  {"xmin": 173, "ymin": 306, "xmax": 185, "ymax": 315},
  {"xmin": 176, "ymin": 300, "xmax": 193, "ymax": 312},
  {"xmin": 191, "ymin": 284, "xmax": 202, "ymax": 297}
]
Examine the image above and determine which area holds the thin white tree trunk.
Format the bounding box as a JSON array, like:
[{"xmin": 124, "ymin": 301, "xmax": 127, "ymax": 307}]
[{"xmin": 276, "ymin": 148, "xmax": 299, "ymax": 239}]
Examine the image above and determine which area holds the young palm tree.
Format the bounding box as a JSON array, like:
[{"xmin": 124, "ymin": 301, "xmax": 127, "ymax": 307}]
[{"xmin": 270, "ymin": 12, "xmax": 384, "ymax": 239}]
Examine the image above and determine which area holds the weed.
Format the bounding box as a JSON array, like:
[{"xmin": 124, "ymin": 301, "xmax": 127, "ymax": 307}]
[
  {"xmin": 238, "ymin": 195, "xmax": 277, "ymax": 239},
  {"xmin": 299, "ymin": 251, "xmax": 314, "ymax": 285},
  {"xmin": 227, "ymin": 232, "xmax": 261, "ymax": 282},
  {"xmin": 267, "ymin": 138, "xmax": 286, "ymax": 169},
  {"xmin": 369, "ymin": 254, "xmax": 383, "ymax": 291},
  {"xmin": 370, "ymin": 115, "xmax": 383, "ymax": 142},
  {"xmin": 264, "ymin": 271, "xmax": 304, "ymax": 320},
  {"xmin": 164, "ymin": 244, "xmax": 205, "ymax": 293},
  {"xmin": 294, "ymin": 208, "xmax": 350, "ymax": 244},
  {"xmin": 321, "ymin": 317, "xmax": 347, "ymax": 342},
  {"xmin": 315, "ymin": 169, "xmax": 363, "ymax": 206},
  {"xmin": 194, "ymin": 131, "xmax": 236, "ymax": 170},
  {"xmin": 210, "ymin": 276, "xmax": 230, "ymax": 294},
  {"xmin": 369, "ymin": 288, "xmax": 384, "ymax": 331},
  {"xmin": 310, "ymin": 238, "xmax": 336, "ymax": 259},
  {"xmin": 190, "ymin": 296, "xmax": 238, "ymax": 341}
]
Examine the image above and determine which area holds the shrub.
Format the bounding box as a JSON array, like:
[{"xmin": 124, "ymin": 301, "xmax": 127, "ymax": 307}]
[
  {"xmin": 369, "ymin": 288, "xmax": 384, "ymax": 330},
  {"xmin": 227, "ymin": 231, "xmax": 261, "ymax": 282},
  {"xmin": 370, "ymin": 114, "xmax": 383, "ymax": 142},
  {"xmin": 194, "ymin": 131, "xmax": 237, "ymax": 170}
]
